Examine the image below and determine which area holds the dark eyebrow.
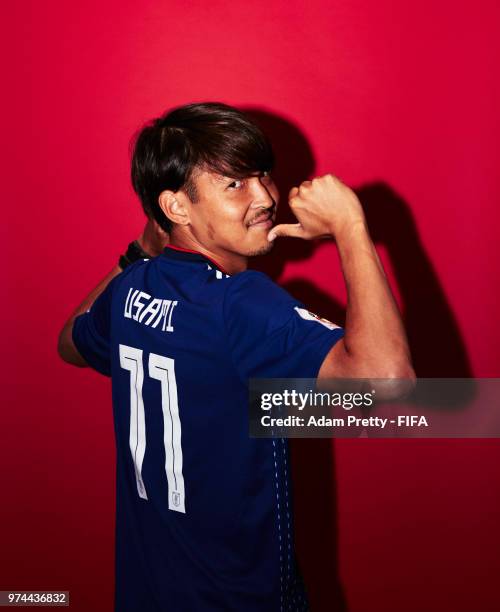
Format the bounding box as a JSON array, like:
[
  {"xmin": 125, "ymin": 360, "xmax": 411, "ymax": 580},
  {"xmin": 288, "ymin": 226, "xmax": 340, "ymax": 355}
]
[
  {"xmin": 214, "ymin": 171, "xmax": 267, "ymax": 186},
  {"xmin": 219, "ymin": 175, "xmax": 242, "ymax": 184},
  {"xmin": 211, "ymin": 174, "xmax": 234, "ymax": 184}
]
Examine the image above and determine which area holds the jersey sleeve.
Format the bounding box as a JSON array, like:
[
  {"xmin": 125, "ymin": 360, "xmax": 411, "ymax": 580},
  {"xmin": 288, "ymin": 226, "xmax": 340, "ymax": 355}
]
[
  {"xmin": 72, "ymin": 276, "xmax": 118, "ymax": 377},
  {"xmin": 223, "ymin": 271, "xmax": 344, "ymax": 381}
]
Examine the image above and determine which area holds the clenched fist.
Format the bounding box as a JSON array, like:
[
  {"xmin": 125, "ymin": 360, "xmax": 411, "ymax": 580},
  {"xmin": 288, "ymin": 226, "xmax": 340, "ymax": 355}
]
[{"xmin": 268, "ymin": 174, "xmax": 365, "ymax": 242}]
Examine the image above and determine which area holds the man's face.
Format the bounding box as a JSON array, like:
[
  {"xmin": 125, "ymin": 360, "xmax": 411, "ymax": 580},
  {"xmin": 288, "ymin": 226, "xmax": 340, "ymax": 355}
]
[{"xmin": 182, "ymin": 167, "xmax": 279, "ymax": 259}]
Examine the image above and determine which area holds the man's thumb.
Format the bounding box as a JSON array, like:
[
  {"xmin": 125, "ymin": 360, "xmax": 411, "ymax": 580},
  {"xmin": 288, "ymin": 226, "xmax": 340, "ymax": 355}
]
[{"xmin": 268, "ymin": 223, "xmax": 305, "ymax": 241}]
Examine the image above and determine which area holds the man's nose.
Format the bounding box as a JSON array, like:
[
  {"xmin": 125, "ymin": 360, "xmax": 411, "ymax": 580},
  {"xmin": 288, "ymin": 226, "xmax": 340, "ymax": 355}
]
[{"xmin": 249, "ymin": 178, "xmax": 275, "ymax": 209}]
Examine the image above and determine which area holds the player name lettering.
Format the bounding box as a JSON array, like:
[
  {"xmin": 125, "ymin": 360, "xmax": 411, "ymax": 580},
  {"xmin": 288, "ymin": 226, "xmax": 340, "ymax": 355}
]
[{"xmin": 124, "ymin": 287, "xmax": 178, "ymax": 332}]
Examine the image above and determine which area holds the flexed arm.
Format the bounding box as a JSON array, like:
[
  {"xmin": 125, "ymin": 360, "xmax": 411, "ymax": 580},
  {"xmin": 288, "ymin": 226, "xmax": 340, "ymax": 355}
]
[
  {"xmin": 268, "ymin": 174, "xmax": 415, "ymax": 393},
  {"xmin": 57, "ymin": 219, "xmax": 169, "ymax": 367}
]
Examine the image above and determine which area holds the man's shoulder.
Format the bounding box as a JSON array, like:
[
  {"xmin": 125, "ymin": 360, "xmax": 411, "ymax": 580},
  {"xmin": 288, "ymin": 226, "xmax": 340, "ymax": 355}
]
[
  {"xmin": 224, "ymin": 269, "xmax": 292, "ymax": 302},
  {"xmin": 222, "ymin": 269, "xmax": 298, "ymax": 323},
  {"xmin": 225, "ymin": 269, "xmax": 281, "ymax": 291}
]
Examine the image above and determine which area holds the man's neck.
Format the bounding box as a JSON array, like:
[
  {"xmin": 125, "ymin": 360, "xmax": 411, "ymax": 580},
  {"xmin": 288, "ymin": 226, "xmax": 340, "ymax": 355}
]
[{"xmin": 168, "ymin": 231, "xmax": 248, "ymax": 275}]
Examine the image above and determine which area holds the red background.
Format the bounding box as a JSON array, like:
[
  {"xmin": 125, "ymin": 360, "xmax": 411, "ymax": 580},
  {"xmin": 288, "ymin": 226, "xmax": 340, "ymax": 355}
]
[{"xmin": 3, "ymin": 1, "xmax": 500, "ymax": 610}]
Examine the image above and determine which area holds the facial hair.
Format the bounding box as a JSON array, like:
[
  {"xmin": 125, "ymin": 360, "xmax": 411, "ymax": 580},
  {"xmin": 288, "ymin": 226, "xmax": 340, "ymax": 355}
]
[{"xmin": 246, "ymin": 240, "xmax": 275, "ymax": 257}]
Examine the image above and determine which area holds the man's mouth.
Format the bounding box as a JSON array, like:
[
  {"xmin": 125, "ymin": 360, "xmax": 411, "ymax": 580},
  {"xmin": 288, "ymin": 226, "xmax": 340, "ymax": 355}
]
[{"xmin": 247, "ymin": 212, "xmax": 275, "ymax": 229}]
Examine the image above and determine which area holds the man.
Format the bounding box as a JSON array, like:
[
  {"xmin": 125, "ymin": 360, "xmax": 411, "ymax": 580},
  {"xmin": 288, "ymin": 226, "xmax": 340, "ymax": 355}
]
[{"xmin": 58, "ymin": 102, "xmax": 414, "ymax": 611}]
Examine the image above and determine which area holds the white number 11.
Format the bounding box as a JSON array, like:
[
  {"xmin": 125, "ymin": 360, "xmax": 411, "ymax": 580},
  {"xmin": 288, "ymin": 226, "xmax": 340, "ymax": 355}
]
[{"xmin": 119, "ymin": 344, "xmax": 186, "ymax": 513}]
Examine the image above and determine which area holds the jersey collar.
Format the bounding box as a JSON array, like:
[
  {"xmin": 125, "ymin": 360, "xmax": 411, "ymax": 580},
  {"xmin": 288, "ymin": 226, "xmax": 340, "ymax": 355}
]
[{"xmin": 162, "ymin": 245, "xmax": 230, "ymax": 275}]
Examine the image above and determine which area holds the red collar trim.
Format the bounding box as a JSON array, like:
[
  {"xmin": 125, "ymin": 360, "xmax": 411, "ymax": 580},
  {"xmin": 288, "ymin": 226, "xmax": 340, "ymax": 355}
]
[{"xmin": 164, "ymin": 245, "xmax": 230, "ymax": 275}]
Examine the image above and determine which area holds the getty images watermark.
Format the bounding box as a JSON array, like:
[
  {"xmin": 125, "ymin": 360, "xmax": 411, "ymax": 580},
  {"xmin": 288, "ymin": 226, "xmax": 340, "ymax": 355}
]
[{"xmin": 249, "ymin": 379, "xmax": 500, "ymax": 438}]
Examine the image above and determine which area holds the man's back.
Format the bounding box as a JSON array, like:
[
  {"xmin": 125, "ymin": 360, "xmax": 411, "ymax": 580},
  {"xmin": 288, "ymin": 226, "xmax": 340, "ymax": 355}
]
[
  {"xmin": 73, "ymin": 245, "xmax": 343, "ymax": 611},
  {"xmin": 59, "ymin": 102, "xmax": 414, "ymax": 612}
]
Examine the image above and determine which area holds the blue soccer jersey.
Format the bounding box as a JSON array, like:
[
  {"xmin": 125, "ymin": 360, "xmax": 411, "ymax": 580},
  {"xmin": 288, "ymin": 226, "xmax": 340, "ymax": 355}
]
[{"xmin": 72, "ymin": 245, "xmax": 344, "ymax": 612}]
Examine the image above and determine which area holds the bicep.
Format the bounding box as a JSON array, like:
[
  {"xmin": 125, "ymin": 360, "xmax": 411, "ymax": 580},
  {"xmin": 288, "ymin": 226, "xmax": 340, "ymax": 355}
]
[
  {"xmin": 317, "ymin": 338, "xmax": 357, "ymax": 379},
  {"xmin": 317, "ymin": 339, "xmax": 369, "ymax": 397}
]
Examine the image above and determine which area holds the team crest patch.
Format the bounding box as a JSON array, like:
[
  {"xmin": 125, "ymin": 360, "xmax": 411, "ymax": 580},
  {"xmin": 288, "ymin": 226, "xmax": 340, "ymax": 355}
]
[{"xmin": 294, "ymin": 306, "xmax": 341, "ymax": 330}]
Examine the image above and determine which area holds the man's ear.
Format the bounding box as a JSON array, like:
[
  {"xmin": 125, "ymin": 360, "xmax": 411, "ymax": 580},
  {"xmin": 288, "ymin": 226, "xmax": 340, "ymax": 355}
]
[{"xmin": 158, "ymin": 190, "xmax": 190, "ymax": 226}]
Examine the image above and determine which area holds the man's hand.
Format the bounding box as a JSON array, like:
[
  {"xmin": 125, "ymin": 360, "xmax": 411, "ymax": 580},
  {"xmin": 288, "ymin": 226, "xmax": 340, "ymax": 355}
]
[
  {"xmin": 268, "ymin": 174, "xmax": 365, "ymax": 242},
  {"xmin": 137, "ymin": 218, "xmax": 170, "ymax": 256}
]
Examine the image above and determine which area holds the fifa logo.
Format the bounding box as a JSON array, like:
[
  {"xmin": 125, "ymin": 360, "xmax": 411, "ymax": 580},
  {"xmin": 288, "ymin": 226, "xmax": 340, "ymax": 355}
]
[{"xmin": 172, "ymin": 492, "xmax": 181, "ymax": 507}]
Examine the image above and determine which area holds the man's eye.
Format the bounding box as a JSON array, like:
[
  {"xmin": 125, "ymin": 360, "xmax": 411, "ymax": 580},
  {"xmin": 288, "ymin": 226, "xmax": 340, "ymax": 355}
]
[{"xmin": 227, "ymin": 179, "xmax": 243, "ymax": 189}]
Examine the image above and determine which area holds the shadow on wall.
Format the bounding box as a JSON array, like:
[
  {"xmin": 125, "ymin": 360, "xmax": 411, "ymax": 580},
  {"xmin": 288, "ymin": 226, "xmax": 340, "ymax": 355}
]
[{"xmin": 242, "ymin": 106, "xmax": 472, "ymax": 612}]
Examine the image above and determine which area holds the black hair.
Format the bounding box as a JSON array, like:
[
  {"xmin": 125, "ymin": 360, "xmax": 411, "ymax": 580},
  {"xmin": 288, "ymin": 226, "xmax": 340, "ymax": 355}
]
[{"xmin": 130, "ymin": 101, "xmax": 275, "ymax": 232}]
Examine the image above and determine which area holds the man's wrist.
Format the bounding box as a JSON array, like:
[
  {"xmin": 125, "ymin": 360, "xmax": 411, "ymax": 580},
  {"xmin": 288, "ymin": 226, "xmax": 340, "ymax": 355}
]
[
  {"xmin": 118, "ymin": 240, "xmax": 152, "ymax": 270},
  {"xmin": 329, "ymin": 217, "xmax": 370, "ymax": 245}
]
